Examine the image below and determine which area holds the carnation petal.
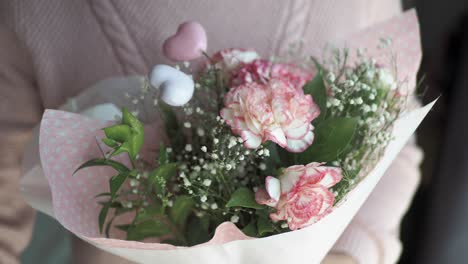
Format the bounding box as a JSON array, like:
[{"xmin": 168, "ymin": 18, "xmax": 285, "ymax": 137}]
[
  {"xmin": 279, "ymin": 165, "xmax": 305, "ymax": 194},
  {"xmin": 266, "ymin": 127, "xmax": 287, "ymax": 148},
  {"xmin": 265, "ymin": 176, "xmax": 281, "ymax": 202},
  {"xmin": 240, "ymin": 130, "xmax": 262, "ymax": 149},
  {"xmin": 285, "ymin": 130, "xmax": 314, "ymax": 153},
  {"xmin": 255, "ymin": 188, "xmax": 278, "ymax": 207},
  {"xmin": 285, "ymin": 123, "xmax": 311, "ymax": 140},
  {"xmin": 309, "ymin": 186, "xmax": 335, "ymax": 218},
  {"xmin": 220, "ymin": 108, "xmax": 234, "ymax": 125},
  {"xmin": 286, "ymin": 186, "xmax": 335, "ymax": 230},
  {"xmin": 316, "ymin": 167, "xmax": 342, "ymax": 188}
]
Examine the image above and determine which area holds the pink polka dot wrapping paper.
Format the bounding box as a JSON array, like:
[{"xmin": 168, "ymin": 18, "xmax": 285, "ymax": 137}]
[{"xmin": 25, "ymin": 9, "xmax": 435, "ymax": 264}]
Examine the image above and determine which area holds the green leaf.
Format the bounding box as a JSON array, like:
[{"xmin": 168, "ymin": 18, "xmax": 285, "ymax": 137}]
[
  {"xmin": 226, "ymin": 187, "xmax": 265, "ymax": 209},
  {"xmin": 98, "ymin": 202, "xmax": 110, "ymax": 234},
  {"xmin": 103, "ymin": 124, "xmax": 132, "ymax": 142},
  {"xmin": 109, "ymin": 172, "xmax": 128, "ymax": 200},
  {"xmin": 148, "ymin": 163, "xmax": 178, "ymax": 195},
  {"xmin": 94, "ymin": 192, "xmax": 111, "ymax": 198},
  {"xmin": 242, "ymin": 221, "xmax": 257, "ymax": 237},
  {"xmin": 257, "ymin": 215, "xmax": 275, "ymax": 236},
  {"xmin": 103, "ymin": 108, "xmax": 144, "ymax": 161},
  {"xmin": 74, "ymin": 158, "xmax": 130, "ymax": 175},
  {"xmin": 101, "ymin": 138, "xmax": 120, "ymax": 148},
  {"xmin": 108, "ymin": 142, "xmax": 133, "ymax": 159},
  {"xmin": 122, "ymin": 108, "xmax": 145, "ymax": 160},
  {"xmin": 105, "ymin": 216, "xmax": 115, "ymax": 238},
  {"xmin": 169, "ymin": 196, "xmax": 194, "ymax": 228},
  {"xmin": 303, "ymin": 72, "xmax": 327, "ymax": 123},
  {"xmin": 297, "ymin": 117, "xmax": 358, "ymax": 163},
  {"xmin": 127, "ymin": 215, "xmax": 173, "ymax": 241}
]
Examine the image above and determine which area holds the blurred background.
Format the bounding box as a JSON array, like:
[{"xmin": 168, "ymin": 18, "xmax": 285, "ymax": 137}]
[
  {"xmin": 15, "ymin": 0, "xmax": 468, "ymax": 263},
  {"xmin": 400, "ymin": 0, "xmax": 468, "ymax": 263}
]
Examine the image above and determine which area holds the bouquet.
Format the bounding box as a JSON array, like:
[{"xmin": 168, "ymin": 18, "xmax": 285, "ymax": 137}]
[{"xmin": 21, "ymin": 10, "xmax": 435, "ymax": 264}]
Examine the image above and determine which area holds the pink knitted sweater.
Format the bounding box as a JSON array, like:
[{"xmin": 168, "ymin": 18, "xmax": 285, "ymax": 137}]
[{"xmin": 0, "ymin": 1, "xmax": 422, "ymax": 263}]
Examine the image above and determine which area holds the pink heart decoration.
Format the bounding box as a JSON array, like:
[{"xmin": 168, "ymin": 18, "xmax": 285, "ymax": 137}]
[{"xmin": 163, "ymin": 21, "xmax": 207, "ymax": 62}]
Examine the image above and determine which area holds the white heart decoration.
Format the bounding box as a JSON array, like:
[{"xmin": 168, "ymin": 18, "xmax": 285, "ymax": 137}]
[{"xmin": 149, "ymin": 64, "xmax": 195, "ymax": 106}]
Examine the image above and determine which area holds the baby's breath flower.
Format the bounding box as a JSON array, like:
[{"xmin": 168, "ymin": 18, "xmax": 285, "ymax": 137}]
[
  {"xmin": 183, "ymin": 178, "xmax": 191, "ymax": 187},
  {"xmin": 355, "ymin": 97, "xmax": 363, "ymax": 105},
  {"xmin": 203, "ymin": 179, "xmax": 212, "ymax": 187},
  {"xmin": 228, "ymin": 137, "xmax": 237, "ymax": 149},
  {"xmin": 185, "ymin": 144, "xmax": 193, "ymax": 152},
  {"xmin": 362, "ymin": 104, "xmax": 371, "ymax": 113},
  {"xmin": 326, "ymin": 72, "xmax": 336, "ymax": 83},
  {"xmin": 197, "ymin": 127, "xmax": 205, "ymax": 136},
  {"xmin": 129, "ymin": 179, "xmax": 140, "ymax": 187},
  {"xmin": 230, "ymin": 215, "xmax": 240, "ymax": 223},
  {"xmin": 195, "ymin": 211, "xmax": 204, "ymax": 218}
]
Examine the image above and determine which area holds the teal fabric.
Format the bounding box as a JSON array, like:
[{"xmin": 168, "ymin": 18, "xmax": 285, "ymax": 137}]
[{"xmin": 21, "ymin": 212, "xmax": 72, "ymax": 264}]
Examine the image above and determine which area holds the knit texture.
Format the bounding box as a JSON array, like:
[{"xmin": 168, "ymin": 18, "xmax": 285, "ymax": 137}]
[{"xmin": 0, "ymin": 1, "xmax": 418, "ymax": 263}]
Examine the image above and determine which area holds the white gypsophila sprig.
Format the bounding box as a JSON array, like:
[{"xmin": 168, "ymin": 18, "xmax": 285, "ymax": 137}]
[{"xmin": 321, "ymin": 45, "xmax": 406, "ymax": 203}]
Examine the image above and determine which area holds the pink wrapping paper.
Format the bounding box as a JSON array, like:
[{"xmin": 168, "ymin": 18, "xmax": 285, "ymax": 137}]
[{"xmin": 22, "ymin": 9, "xmax": 433, "ymax": 264}]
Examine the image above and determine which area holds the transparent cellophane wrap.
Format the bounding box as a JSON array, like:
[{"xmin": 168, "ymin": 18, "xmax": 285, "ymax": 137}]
[{"xmin": 20, "ymin": 10, "xmax": 435, "ymax": 264}]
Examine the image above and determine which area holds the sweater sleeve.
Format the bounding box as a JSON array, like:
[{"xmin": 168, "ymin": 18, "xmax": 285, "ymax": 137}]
[
  {"xmin": 330, "ymin": 139, "xmax": 423, "ymax": 263},
  {"xmin": 0, "ymin": 25, "xmax": 43, "ymax": 264}
]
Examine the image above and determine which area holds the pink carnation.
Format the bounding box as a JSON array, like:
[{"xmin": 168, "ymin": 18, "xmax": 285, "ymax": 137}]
[
  {"xmin": 232, "ymin": 59, "xmax": 313, "ymax": 90},
  {"xmin": 255, "ymin": 163, "xmax": 342, "ymax": 230},
  {"xmin": 212, "ymin": 48, "xmax": 260, "ymax": 76},
  {"xmin": 220, "ymin": 79, "xmax": 320, "ymax": 152}
]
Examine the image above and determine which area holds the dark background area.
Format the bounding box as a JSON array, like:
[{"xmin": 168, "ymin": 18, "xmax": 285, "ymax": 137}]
[{"xmin": 400, "ymin": 0, "xmax": 468, "ymax": 263}]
